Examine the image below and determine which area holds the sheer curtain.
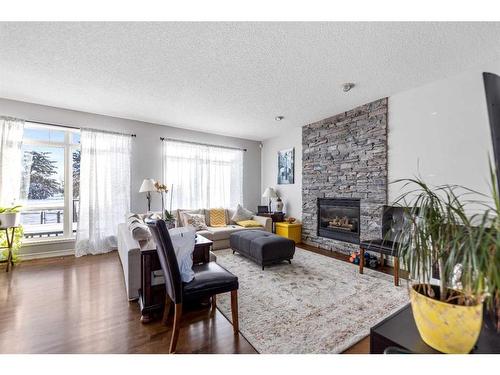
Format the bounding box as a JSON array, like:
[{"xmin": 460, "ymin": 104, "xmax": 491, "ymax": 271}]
[
  {"xmin": 162, "ymin": 140, "xmax": 243, "ymax": 209},
  {"xmin": 76, "ymin": 129, "xmax": 132, "ymax": 256},
  {"xmin": 0, "ymin": 117, "xmax": 25, "ymax": 206}
]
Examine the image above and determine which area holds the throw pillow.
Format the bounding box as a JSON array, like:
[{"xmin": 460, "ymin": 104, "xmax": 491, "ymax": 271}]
[
  {"xmin": 130, "ymin": 222, "xmax": 151, "ymax": 241},
  {"xmin": 231, "ymin": 204, "xmax": 254, "ymax": 223},
  {"xmin": 236, "ymin": 220, "xmax": 262, "ymax": 228},
  {"xmin": 209, "ymin": 208, "xmax": 226, "ymax": 227},
  {"xmin": 183, "ymin": 213, "xmax": 208, "ymax": 231},
  {"xmin": 126, "ymin": 213, "xmax": 152, "ymax": 241},
  {"xmin": 179, "ymin": 209, "xmax": 204, "ymax": 227}
]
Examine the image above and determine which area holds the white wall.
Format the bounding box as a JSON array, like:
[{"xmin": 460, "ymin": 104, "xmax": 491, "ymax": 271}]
[
  {"xmin": 261, "ymin": 127, "xmax": 302, "ymax": 219},
  {"xmin": 0, "ymin": 97, "xmax": 261, "ymax": 257},
  {"xmin": 388, "ymin": 66, "xmax": 498, "ymax": 205},
  {"xmin": 261, "ymin": 64, "xmax": 499, "ymax": 220}
]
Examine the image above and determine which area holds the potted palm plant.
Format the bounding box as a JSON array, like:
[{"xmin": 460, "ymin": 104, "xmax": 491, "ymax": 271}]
[
  {"xmin": 392, "ymin": 170, "xmax": 499, "ymax": 353},
  {"xmin": 0, "ymin": 205, "xmax": 22, "ymax": 228}
]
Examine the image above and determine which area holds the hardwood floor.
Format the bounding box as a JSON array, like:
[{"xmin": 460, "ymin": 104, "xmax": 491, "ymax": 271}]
[
  {"xmin": 0, "ymin": 244, "xmax": 404, "ymax": 354},
  {"xmin": 0, "ymin": 253, "xmax": 256, "ymax": 354}
]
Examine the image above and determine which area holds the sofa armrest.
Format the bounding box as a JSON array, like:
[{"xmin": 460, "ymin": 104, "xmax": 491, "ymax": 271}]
[
  {"xmin": 117, "ymin": 223, "xmax": 142, "ymax": 300},
  {"xmin": 252, "ymin": 215, "xmax": 272, "ymax": 232}
]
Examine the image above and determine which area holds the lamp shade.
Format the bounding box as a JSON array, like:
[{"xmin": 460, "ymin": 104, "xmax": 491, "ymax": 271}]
[
  {"xmin": 139, "ymin": 178, "xmax": 156, "ymax": 193},
  {"xmin": 262, "ymin": 187, "xmax": 277, "ymax": 198}
]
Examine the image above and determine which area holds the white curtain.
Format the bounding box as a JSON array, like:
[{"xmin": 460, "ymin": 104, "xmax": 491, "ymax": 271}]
[
  {"xmin": 0, "ymin": 117, "xmax": 25, "ymax": 206},
  {"xmin": 76, "ymin": 129, "xmax": 132, "ymax": 256},
  {"xmin": 162, "ymin": 140, "xmax": 243, "ymax": 209}
]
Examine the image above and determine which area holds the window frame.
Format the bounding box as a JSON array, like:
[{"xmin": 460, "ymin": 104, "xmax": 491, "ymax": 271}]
[
  {"xmin": 21, "ymin": 122, "xmax": 80, "ymax": 243},
  {"xmin": 162, "ymin": 140, "xmax": 244, "ymax": 210}
]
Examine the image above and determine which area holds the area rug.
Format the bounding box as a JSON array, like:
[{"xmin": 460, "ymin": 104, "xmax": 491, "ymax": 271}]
[{"xmin": 216, "ymin": 247, "xmax": 409, "ymax": 354}]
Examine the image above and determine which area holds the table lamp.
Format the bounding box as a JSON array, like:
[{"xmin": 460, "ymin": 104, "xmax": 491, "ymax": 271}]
[
  {"xmin": 262, "ymin": 187, "xmax": 277, "ymax": 213},
  {"xmin": 139, "ymin": 178, "xmax": 156, "ymax": 212}
]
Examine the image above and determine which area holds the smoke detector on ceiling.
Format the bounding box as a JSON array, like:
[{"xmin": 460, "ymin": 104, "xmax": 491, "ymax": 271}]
[{"xmin": 342, "ymin": 83, "xmax": 355, "ymax": 92}]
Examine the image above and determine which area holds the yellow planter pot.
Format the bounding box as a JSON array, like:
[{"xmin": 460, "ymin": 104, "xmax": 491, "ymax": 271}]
[{"xmin": 410, "ymin": 285, "xmax": 483, "ymax": 353}]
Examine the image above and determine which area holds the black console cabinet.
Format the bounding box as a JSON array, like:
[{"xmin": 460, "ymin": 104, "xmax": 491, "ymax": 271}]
[{"xmin": 370, "ymin": 304, "xmax": 500, "ymax": 354}]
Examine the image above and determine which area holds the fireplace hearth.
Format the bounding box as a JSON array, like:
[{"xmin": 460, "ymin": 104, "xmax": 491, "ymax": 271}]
[{"xmin": 317, "ymin": 198, "xmax": 360, "ymax": 244}]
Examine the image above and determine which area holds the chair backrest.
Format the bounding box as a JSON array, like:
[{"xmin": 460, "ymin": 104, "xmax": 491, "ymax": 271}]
[
  {"xmin": 147, "ymin": 219, "xmax": 183, "ymax": 304},
  {"xmin": 382, "ymin": 205, "xmax": 413, "ymax": 243}
]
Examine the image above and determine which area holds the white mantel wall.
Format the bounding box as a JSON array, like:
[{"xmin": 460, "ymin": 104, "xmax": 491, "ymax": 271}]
[
  {"xmin": 261, "ymin": 64, "xmax": 499, "ymax": 221},
  {"xmin": 388, "ymin": 66, "xmax": 498, "ymax": 205},
  {"xmin": 261, "ymin": 127, "xmax": 302, "ymax": 219}
]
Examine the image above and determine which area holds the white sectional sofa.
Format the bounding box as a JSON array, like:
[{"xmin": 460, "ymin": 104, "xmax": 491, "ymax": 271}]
[
  {"xmin": 117, "ymin": 222, "xmax": 150, "ymax": 300},
  {"xmin": 175, "ymin": 208, "xmax": 272, "ymax": 250},
  {"xmin": 117, "ymin": 208, "xmax": 272, "ymax": 300}
]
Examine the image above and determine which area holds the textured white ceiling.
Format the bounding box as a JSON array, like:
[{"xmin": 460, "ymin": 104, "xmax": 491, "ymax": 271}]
[{"xmin": 1, "ymin": 22, "xmax": 500, "ymax": 140}]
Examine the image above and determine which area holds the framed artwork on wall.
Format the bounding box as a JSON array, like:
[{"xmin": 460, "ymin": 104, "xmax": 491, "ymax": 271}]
[{"xmin": 277, "ymin": 147, "xmax": 295, "ymax": 184}]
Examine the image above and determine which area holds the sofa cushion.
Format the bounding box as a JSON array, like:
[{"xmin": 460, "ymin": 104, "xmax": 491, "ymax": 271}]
[
  {"xmin": 227, "ymin": 208, "xmax": 236, "ymax": 224},
  {"xmin": 197, "ymin": 229, "xmax": 213, "ymax": 240},
  {"xmin": 129, "ymin": 221, "xmax": 151, "ymax": 241},
  {"xmin": 236, "ymin": 220, "xmax": 262, "ymax": 228},
  {"xmin": 209, "ymin": 208, "xmax": 227, "ymax": 227},
  {"xmin": 207, "ymin": 225, "xmax": 247, "ymax": 241},
  {"xmin": 126, "ymin": 213, "xmax": 152, "ymax": 241},
  {"xmin": 177, "ymin": 209, "xmax": 205, "ymax": 227},
  {"xmin": 231, "ymin": 204, "xmax": 254, "ymax": 223},
  {"xmin": 183, "ymin": 213, "xmax": 208, "ymax": 231}
]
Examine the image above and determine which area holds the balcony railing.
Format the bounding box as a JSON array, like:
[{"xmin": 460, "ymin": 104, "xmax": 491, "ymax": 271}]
[{"xmin": 21, "ymin": 199, "xmax": 79, "ymax": 239}]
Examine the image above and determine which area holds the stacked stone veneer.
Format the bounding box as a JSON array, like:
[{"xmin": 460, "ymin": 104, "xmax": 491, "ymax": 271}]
[{"xmin": 302, "ymin": 98, "xmax": 388, "ymax": 254}]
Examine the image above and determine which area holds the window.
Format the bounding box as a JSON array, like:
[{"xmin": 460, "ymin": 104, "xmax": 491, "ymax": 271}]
[
  {"xmin": 162, "ymin": 140, "xmax": 243, "ymax": 210},
  {"xmin": 19, "ymin": 123, "xmax": 80, "ymax": 240}
]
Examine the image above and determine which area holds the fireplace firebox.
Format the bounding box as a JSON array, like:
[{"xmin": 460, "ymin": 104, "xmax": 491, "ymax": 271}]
[{"xmin": 317, "ymin": 198, "xmax": 360, "ymax": 244}]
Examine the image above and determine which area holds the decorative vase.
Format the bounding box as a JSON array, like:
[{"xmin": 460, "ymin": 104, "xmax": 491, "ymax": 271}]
[
  {"xmin": 410, "ymin": 284, "xmax": 483, "ymax": 353},
  {"xmin": 275, "ymin": 197, "xmax": 284, "ymax": 212},
  {"xmin": 0, "ymin": 212, "xmax": 20, "ymax": 228}
]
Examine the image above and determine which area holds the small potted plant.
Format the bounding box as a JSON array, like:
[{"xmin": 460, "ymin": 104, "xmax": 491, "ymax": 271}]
[
  {"xmin": 0, "ymin": 205, "xmax": 22, "ymax": 228},
  {"xmin": 154, "ymin": 181, "xmax": 175, "ymax": 229},
  {"xmin": 392, "ymin": 170, "xmax": 499, "ymax": 353}
]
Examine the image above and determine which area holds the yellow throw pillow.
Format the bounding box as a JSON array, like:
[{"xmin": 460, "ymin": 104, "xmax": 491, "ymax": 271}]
[
  {"xmin": 236, "ymin": 220, "xmax": 262, "ymax": 228},
  {"xmin": 209, "ymin": 208, "xmax": 226, "ymax": 227}
]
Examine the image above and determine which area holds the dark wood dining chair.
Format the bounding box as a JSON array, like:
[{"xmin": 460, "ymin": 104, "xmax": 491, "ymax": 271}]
[{"xmin": 147, "ymin": 219, "xmax": 239, "ymax": 353}]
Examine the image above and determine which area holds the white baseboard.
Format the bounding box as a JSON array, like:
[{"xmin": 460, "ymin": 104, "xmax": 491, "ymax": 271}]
[{"xmin": 19, "ymin": 248, "xmax": 75, "ymax": 260}]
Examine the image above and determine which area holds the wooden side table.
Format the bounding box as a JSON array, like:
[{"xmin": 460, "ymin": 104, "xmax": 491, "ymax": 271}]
[
  {"xmin": 0, "ymin": 226, "xmax": 17, "ymax": 272},
  {"xmin": 275, "ymin": 222, "xmax": 302, "ymax": 243},
  {"xmin": 258, "ymin": 212, "xmax": 285, "ymax": 233}
]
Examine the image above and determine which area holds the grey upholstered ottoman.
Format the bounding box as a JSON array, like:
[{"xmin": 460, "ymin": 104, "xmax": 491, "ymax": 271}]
[{"xmin": 229, "ymin": 230, "xmax": 295, "ymax": 270}]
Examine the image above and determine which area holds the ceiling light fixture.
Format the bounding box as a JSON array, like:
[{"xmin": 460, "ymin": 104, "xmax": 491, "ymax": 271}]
[
  {"xmin": 342, "ymin": 83, "xmax": 355, "ymax": 92},
  {"xmin": 275, "ymin": 116, "xmax": 284, "ymax": 121}
]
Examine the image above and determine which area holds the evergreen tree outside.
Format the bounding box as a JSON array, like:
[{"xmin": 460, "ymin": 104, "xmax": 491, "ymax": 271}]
[
  {"xmin": 73, "ymin": 149, "xmax": 80, "ymax": 198},
  {"xmin": 26, "ymin": 151, "xmax": 62, "ymax": 200}
]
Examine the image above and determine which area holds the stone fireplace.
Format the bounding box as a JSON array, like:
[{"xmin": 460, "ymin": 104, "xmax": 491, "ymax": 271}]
[
  {"xmin": 302, "ymin": 98, "xmax": 388, "ymax": 254},
  {"xmin": 317, "ymin": 198, "xmax": 360, "ymax": 244}
]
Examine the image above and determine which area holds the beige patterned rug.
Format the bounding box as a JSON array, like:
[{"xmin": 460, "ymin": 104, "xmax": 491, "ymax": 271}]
[{"xmin": 216, "ymin": 247, "xmax": 409, "ymax": 354}]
